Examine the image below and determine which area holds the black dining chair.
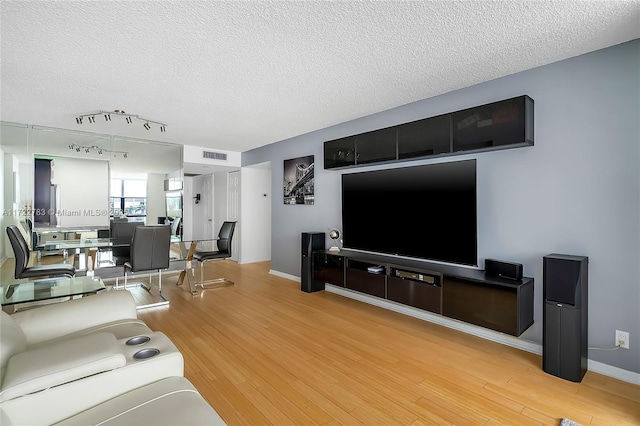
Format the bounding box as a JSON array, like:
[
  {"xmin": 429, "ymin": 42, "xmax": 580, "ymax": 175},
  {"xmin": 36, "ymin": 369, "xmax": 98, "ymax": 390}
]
[
  {"xmin": 192, "ymin": 221, "xmax": 237, "ymax": 288},
  {"xmin": 110, "ymin": 221, "xmax": 143, "ymax": 265},
  {"xmin": 6, "ymin": 225, "xmax": 75, "ymax": 280},
  {"xmin": 122, "ymin": 225, "xmax": 171, "ymax": 307}
]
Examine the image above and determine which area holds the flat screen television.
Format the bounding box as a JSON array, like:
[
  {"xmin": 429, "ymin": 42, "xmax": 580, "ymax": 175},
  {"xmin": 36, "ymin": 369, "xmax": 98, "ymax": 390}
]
[{"xmin": 341, "ymin": 159, "xmax": 477, "ymax": 266}]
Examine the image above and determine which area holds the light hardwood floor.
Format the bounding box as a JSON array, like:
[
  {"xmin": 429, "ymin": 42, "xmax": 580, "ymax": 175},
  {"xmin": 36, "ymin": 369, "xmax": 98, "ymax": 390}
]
[{"xmin": 2, "ymin": 258, "xmax": 639, "ymax": 425}]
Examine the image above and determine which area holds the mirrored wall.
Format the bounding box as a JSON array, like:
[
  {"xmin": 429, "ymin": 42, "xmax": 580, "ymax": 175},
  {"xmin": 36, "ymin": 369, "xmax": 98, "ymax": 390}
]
[{"xmin": 1, "ymin": 121, "xmax": 183, "ymax": 275}]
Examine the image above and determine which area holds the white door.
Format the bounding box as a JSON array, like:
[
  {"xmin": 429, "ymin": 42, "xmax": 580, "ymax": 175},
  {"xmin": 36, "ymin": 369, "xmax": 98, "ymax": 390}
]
[
  {"xmin": 192, "ymin": 174, "xmax": 214, "ymax": 240},
  {"xmin": 201, "ymin": 174, "xmax": 214, "ymax": 240},
  {"xmin": 228, "ymin": 171, "xmax": 240, "ymax": 262}
]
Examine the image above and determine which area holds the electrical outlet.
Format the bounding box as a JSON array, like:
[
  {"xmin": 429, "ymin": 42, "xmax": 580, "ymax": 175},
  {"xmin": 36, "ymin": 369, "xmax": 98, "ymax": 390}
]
[{"xmin": 615, "ymin": 330, "xmax": 629, "ymax": 349}]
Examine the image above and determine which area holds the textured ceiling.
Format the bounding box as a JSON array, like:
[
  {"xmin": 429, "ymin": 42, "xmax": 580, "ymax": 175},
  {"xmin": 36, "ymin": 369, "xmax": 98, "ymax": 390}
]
[{"xmin": 1, "ymin": 1, "xmax": 639, "ymax": 153}]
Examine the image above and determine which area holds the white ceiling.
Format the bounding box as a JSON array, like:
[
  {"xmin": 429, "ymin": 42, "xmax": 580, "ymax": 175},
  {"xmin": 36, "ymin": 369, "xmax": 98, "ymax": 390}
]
[{"xmin": 1, "ymin": 1, "xmax": 639, "ymax": 154}]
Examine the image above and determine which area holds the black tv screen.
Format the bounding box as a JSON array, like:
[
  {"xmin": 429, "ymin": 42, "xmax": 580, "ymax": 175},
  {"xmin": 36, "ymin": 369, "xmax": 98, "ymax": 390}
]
[{"xmin": 341, "ymin": 159, "xmax": 477, "ymax": 266}]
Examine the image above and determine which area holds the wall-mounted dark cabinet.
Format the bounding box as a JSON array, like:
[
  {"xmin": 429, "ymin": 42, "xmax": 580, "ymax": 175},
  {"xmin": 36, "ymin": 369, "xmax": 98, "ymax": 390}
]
[
  {"xmin": 452, "ymin": 96, "xmax": 533, "ymax": 152},
  {"xmin": 312, "ymin": 250, "xmax": 534, "ymax": 337},
  {"xmin": 324, "ymin": 136, "xmax": 356, "ymax": 169},
  {"xmin": 355, "ymin": 127, "xmax": 397, "ymax": 165},
  {"xmin": 324, "ymin": 95, "xmax": 534, "ymax": 169},
  {"xmin": 397, "ymin": 114, "xmax": 451, "ymax": 159}
]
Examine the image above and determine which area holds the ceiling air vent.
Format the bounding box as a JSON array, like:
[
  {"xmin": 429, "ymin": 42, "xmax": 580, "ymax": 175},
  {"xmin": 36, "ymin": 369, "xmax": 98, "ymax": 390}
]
[{"xmin": 202, "ymin": 150, "xmax": 227, "ymax": 161}]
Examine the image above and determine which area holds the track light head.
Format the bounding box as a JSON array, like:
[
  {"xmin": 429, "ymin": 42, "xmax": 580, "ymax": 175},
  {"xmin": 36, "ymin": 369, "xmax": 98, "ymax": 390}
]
[
  {"xmin": 104, "ymin": 113, "xmax": 111, "ymax": 121},
  {"xmin": 98, "ymin": 150, "xmax": 103, "ymax": 155},
  {"xmin": 85, "ymin": 148, "xmax": 90, "ymax": 153},
  {"xmin": 123, "ymin": 153, "xmax": 128, "ymax": 158},
  {"xmin": 76, "ymin": 117, "xmax": 83, "ymax": 124},
  {"xmin": 160, "ymin": 125, "xmax": 166, "ymax": 132},
  {"xmin": 75, "ymin": 147, "xmax": 81, "ymax": 152},
  {"xmin": 143, "ymin": 122, "xmax": 151, "ymax": 130}
]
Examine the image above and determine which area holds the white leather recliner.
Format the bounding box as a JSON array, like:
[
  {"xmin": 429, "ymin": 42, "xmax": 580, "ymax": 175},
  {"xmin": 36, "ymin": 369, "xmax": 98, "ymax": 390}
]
[
  {"xmin": 0, "ymin": 290, "xmax": 224, "ymax": 425},
  {"xmin": 52, "ymin": 376, "xmax": 226, "ymax": 425}
]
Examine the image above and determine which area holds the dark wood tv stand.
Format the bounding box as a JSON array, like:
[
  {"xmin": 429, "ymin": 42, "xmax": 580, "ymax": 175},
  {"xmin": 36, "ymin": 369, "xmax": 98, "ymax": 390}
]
[{"xmin": 313, "ymin": 250, "xmax": 534, "ymax": 336}]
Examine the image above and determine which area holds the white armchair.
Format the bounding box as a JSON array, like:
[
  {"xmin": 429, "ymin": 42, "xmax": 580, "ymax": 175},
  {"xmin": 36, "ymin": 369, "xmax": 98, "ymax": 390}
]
[{"xmin": 0, "ymin": 290, "xmax": 184, "ymax": 425}]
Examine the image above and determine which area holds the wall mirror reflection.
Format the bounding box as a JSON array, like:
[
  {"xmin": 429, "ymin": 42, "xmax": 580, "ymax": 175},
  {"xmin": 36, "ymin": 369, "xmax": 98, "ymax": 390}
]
[{"xmin": 1, "ymin": 122, "xmax": 183, "ymax": 289}]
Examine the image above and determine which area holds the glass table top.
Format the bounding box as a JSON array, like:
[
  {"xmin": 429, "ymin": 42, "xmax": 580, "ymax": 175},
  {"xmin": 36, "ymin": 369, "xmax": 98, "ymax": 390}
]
[
  {"xmin": 1, "ymin": 276, "xmax": 106, "ymax": 306},
  {"xmin": 36, "ymin": 236, "xmax": 182, "ymax": 251}
]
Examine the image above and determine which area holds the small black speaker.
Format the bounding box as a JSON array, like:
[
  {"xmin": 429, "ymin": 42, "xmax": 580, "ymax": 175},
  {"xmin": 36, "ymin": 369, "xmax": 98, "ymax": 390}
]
[{"xmin": 485, "ymin": 258, "xmax": 523, "ymax": 280}]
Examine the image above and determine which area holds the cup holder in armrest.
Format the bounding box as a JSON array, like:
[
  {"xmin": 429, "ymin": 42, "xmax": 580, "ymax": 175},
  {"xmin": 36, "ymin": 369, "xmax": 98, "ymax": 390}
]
[
  {"xmin": 133, "ymin": 348, "xmax": 160, "ymax": 360},
  {"xmin": 126, "ymin": 336, "xmax": 151, "ymax": 346}
]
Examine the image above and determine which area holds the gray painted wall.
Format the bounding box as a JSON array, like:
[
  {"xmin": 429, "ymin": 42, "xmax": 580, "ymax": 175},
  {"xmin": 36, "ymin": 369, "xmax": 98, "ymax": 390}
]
[{"xmin": 243, "ymin": 40, "xmax": 640, "ymax": 373}]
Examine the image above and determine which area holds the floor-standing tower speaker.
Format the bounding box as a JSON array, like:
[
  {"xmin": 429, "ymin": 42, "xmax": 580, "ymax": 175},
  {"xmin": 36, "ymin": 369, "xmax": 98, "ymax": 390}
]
[
  {"xmin": 543, "ymin": 254, "xmax": 589, "ymax": 382},
  {"xmin": 301, "ymin": 232, "xmax": 325, "ymax": 293}
]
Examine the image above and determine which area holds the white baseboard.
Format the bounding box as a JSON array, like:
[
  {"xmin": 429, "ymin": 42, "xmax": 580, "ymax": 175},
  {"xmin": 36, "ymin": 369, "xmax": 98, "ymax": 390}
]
[
  {"xmin": 588, "ymin": 360, "xmax": 640, "ymax": 385},
  {"xmin": 269, "ymin": 269, "xmax": 299, "ymax": 282}
]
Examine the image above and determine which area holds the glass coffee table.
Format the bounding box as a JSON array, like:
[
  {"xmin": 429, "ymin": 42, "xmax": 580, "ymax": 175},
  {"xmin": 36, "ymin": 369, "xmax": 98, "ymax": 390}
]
[{"xmin": 1, "ymin": 276, "xmax": 106, "ymax": 309}]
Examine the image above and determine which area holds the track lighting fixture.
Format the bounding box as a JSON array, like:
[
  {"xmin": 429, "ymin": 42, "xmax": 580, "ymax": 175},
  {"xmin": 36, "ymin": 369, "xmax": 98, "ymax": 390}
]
[
  {"xmin": 75, "ymin": 109, "xmax": 167, "ymax": 132},
  {"xmin": 67, "ymin": 143, "xmax": 128, "ymax": 159}
]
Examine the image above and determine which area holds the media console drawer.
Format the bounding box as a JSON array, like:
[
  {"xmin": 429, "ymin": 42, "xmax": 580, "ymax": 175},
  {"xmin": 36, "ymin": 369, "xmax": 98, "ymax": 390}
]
[
  {"xmin": 387, "ymin": 276, "xmax": 442, "ymax": 314},
  {"xmin": 345, "ymin": 269, "xmax": 385, "ymax": 298},
  {"xmin": 346, "ymin": 260, "xmax": 386, "ymax": 298},
  {"xmin": 387, "ymin": 267, "xmax": 442, "ymax": 314},
  {"xmin": 442, "ymin": 277, "xmax": 533, "ymax": 336}
]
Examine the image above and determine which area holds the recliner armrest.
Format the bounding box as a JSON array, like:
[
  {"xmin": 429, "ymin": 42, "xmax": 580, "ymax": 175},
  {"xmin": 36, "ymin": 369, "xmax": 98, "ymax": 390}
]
[
  {"xmin": 0, "ymin": 332, "xmax": 126, "ymax": 402},
  {"xmin": 11, "ymin": 291, "xmax": 138, "ymax": 346}
]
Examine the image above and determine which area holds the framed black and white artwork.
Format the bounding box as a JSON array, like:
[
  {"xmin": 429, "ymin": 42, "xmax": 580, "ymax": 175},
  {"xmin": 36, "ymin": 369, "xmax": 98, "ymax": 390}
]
[{"xmin": 283, "ymin": 155, "xmax": 314, "ymax": 205}]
